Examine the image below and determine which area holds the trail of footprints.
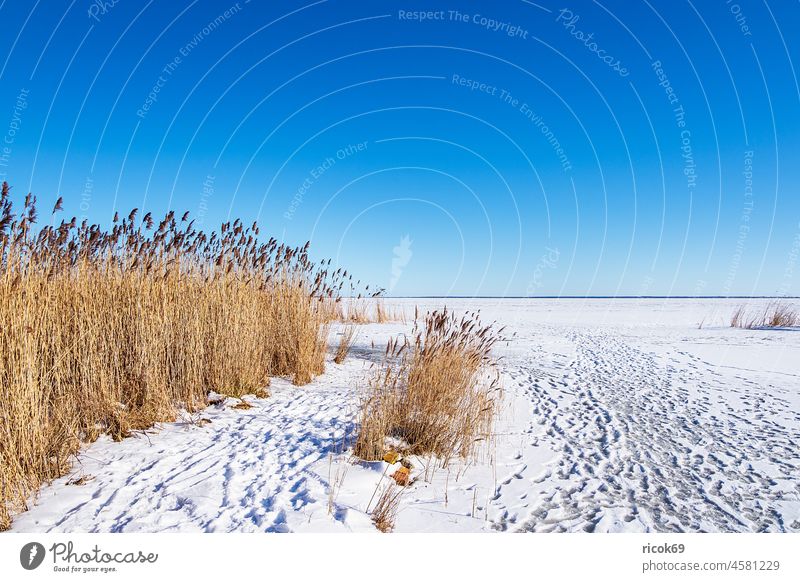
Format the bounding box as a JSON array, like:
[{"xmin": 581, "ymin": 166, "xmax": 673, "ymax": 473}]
[
  {"xmin": 511, "ymin": 330, "xmax": 800, "ymax": 532},
  {"xmin": 35, "ymin": 381, "xmax": 353, "ymax": 532},
  {"xmin": 20, "ymin": 327, "xmax": 799, "ymax": 533}
]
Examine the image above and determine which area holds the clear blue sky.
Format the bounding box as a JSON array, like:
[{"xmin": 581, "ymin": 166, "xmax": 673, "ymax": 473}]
[{"xmin": 1, "ymin": 0, "xmax": 798, "ymax": 296}]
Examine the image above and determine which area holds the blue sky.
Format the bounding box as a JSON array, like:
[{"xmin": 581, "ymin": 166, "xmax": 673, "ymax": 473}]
[{"xmin": 0, "ymin": 0, "xmax": 798, "ymax": 296}]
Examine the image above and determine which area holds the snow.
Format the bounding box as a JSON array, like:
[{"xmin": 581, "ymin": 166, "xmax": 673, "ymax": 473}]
[{"xmin": 10, "ymin": 298, "xmax": 800, "ymax": 533}]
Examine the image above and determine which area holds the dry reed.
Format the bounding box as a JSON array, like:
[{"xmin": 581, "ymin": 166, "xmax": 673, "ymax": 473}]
[
  {"xmin": 0, "ymin": 182, "xmax": 366, "ymax": 530},
  {"xmin": 337, "ymin": 297, "xmax": 405, "ymax": 324},
  {"xmin": 341, "ymin": 298, "xmax": 371, "ymax": 323},
  {"xmin": 354, "ymin": 308, "xmax": 503, "ymax": 465},
  {"xmin": 333, "ymin": 324, "xmax": 358, "ymax": 364},
  {"xmin": 370, "ymin": 482, "xmax": 403, "ymax": 532},
  {"xmin": 375, "ymin": 299, "xmax": 389, "ymax": 323},
  {"xmin": 375, "ymin": 299, "xmax": 406, "ymax": 323},
  {"xmin": 730, "ymin": 301, "xmax": 799, "ymax": 329}
]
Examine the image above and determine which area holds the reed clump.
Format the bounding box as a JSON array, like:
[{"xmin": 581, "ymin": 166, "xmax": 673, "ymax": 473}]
[
  {"xmin": 340, "ymin": 298, "xmax": 372, "ymax": 324},
  {"xmin": 333, "ymin": 324, "xmax": 358, "ymax": 364},
  {"xmin": 338, "ymin": 297, "xmax": 405, "ymax": 324},
  {"xmin": 0, "ymin": 182, "xmax": 357, "ymax": 530},
  {"xmin": 371, "ymin": 483, "xmax": 403, "ymax": 532},
  {"xmin": 354, "ymin": 308, "xmax": 503, "ymax": 465},
  {"xmin": 375, "ymin": 299, "xmax": 406, "ymax": 324},
  {"xmin": 730, "ymin": 301, "xmax": 799, "ymax": 329}
]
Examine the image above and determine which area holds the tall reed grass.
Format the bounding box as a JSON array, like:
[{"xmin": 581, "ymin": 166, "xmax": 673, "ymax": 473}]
[
  {"xmin": 0, "ymin": 182, "xmax": 363, "ymax": 530},
  {"xmin": 354, "ymin": 308, "xmax": 503, "ymax": 465}
]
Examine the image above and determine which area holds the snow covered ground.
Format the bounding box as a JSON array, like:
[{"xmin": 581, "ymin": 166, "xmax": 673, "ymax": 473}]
[{"xmin": 11, "ymin": 299, "xmax": 800, "ymax": 533}]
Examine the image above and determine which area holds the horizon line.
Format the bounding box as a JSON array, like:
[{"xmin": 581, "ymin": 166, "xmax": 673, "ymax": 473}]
[{"xmin": 381, "ymin": 295, "xmax": 800, "ymax": 300}]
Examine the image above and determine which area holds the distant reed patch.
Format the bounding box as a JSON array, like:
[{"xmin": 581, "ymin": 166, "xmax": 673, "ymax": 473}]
[{"xmin": 730, "ymin": 301, "xmax": 799, "ymax": 329}]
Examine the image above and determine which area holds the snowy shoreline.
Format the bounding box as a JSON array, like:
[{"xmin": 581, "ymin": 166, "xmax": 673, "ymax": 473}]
[{"xmin": 10, "ymin": 299, "xmax": 800, "ymax": 533}]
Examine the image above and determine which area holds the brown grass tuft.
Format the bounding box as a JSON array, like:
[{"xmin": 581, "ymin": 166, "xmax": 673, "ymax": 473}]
[
  {"xmin": 354, "ymin": 308, "xmax": 503, "ymax": 466},
  {"xmin": 375, "ymin": 299, "xmax": 406, "ymax": 324},
  {"xmin": 730, "ymin": 301, "xmax": 799, "ymax": 329},
  {"xmin": 371, "ymin": 482, "xmax": 403, "ymax": 532},
  {"xmin": 342, "ymin": 298, "xmax": 371, "ymax": 323},
  {"xmin": 375, "ymin": 299, "xmax": 389, "ymax": 323},
  {"xmin": 337, "ymin": 297, "xmax": 405, "ymax": 324},
  {"xmin": 333, "ymin": 324, "xmax": 358, "ymax": 364}
]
